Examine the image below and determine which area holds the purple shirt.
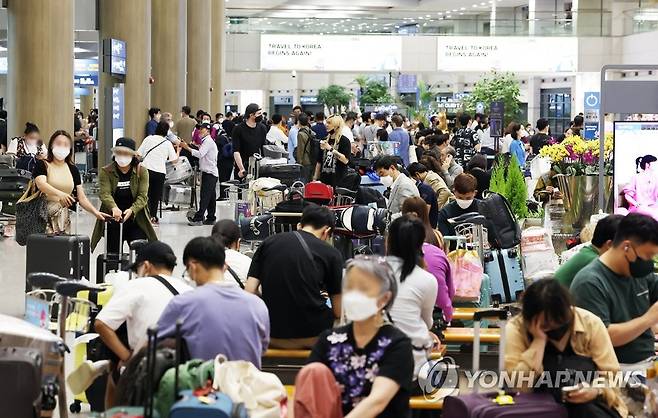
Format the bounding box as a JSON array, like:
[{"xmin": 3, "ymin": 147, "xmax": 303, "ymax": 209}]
[
  {"xmin": 157, "ymin": 282, "xmax": 270, "ymax": 368},
  {"xmin": 422, "ymin": 243, "xmax": 454, "ymax": 321}
]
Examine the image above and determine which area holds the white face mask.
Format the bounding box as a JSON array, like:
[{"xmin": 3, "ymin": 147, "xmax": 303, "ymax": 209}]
[
  {"xmin": 379, "ymin": 175, "xmax": 394, "ymax": 188},
  {"xmin": 343, "ymin": 290, "xmax": 380, "ymax": 322},
  {"xmin": 169, "ymin": 121, "xmax": 175, "ymax": 129},
  {"xmin": 52, "ymin": 146, "xmax": 70, "ymax": 161},
  {"xmin": 455, "ymin": 198, "xmax": 474, "ymax": 209},
  {"xmin": 115, "ymin": 155, "xmax": 133, "ymax": 168}
]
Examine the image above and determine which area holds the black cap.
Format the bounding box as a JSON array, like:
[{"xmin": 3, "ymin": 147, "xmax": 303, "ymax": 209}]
[
  {"xmin": 112, "ymin": 137, "xmax": 137, "ymax": 154},
  {"xmin": 245, "ymin": 103, "xmax": 261, "ymax": 117},
  {"xmin": 374, "ymin": 112, "xmax": 387, "ymax": 121},
  {"xmin": 196, "ymin": 122, "xmax": 212, "ymax": 131},
  {"xmin": 126, "ymin": 241, "xmax": 177, "ymax": 272}
]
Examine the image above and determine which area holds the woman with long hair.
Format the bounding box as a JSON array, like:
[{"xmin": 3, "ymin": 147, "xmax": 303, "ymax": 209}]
[
  {"xmin": 33, "ymin": 130, "xmax": 107, "ymax": 234},
  {"xmin": 620, "ymin": 154, "xmax": 658, "ymax": 220},
  {"xmin": 401, "ymin": 197, "xmax": 454, "ymax": 322},
  {"xmin": 314, "ymin": 114, "xmax": 351, "ymax": 188},
  {"xmin": 386, "ymin": 215, "xmax": 438, "ymax": 380}
]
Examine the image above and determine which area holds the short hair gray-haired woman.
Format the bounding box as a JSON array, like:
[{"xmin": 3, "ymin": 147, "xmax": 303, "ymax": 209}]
[{"xmin": 294, "ymin": 256, "xmax": 414, "ymax": 418}]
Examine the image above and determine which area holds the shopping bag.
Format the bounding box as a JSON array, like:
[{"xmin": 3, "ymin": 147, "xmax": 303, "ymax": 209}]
[
  {"xmin": 14, "ymin": 180, "xmax": 47, "ymax": 246},
  {"xmin": 448, "ymin": 249, "xmax": 483, "ymax": 302}
]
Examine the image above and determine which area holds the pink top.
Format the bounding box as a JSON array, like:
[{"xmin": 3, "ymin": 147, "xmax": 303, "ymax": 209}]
[
  {"xmin": 422, "ymin": 243, "xmax": 454, "ymax": 321},
  {"xmin": 192, "ymin": 127, "xmax": 218, "ymax": 145}
]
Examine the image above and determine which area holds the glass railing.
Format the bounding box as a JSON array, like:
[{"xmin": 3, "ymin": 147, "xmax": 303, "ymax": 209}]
[
  {"xmin": 225, "ymin": 10, "xmax": 612, "ymax": 37},
  {"xmin": 625, "ymin": 8, "xmax": 658, "ymax": 35}
]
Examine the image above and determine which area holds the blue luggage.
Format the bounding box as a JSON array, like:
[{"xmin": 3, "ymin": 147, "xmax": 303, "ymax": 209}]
[
  {"xmin": 484, "ymin": 248, "xmax": 524, "ymax": 304},
  {"xmin": 169, "ymin": 390, "xmax": 248, "ymax": 418}
]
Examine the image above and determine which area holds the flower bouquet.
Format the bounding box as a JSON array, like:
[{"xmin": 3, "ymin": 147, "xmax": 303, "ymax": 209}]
[{"xmin": 539, "ymin": 134, "xmax": 613, "ymax": 176}]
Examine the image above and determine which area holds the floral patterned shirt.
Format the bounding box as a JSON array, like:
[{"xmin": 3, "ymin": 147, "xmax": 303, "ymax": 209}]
[{"xmin": 309, "ymin": 323, "xmax": 414, "ymax": 418}]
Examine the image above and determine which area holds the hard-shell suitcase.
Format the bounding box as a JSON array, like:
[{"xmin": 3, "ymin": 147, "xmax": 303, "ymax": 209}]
[
  {"xmin": 166, "ymin": 156, "xmax": 194, "ymax": 185},
  {"xmin": 26, "ymin": 234, "xmax": 91, "ymax": 281},
  {"xmin": 0, "ymin": 166, "xmax": 31, "ymax": 203},
  {"xmin": 304, "ymin": 181, "xmax": 334, "ymax": 205},
  {"xmin": 0, "ymin": 346, "xmax": 43, "ymax": 418},
  {"xmin": 258, "ymin": 163, "xmax": 302, "ymax": 186},
  {"xmin": 262, "ymin": 144, "xmax": 286, "ymax": 160},
  {"xmin": 96, "ymin": 221, "xmax": 130, "ymax": 284},
  {"xmin": 484, "ymin": 248, "xmax": 524, "ymax": 304},
  {"xmin": 442, "ymin": 309, "xmax": 568, "ymax": 418},
  {"xmin": 164, "ymin": 184, "xmax": 193, "ymax": 206}
]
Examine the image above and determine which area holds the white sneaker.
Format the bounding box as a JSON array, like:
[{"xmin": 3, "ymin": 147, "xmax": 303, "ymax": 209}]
[{"xmin": 67, "ymin": 360, "xmax": 111, "ymax": 395}]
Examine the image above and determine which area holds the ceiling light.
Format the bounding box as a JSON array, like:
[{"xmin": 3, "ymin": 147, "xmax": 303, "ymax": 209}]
[
  {"xmin": 452, "ymin": 9, "xmax": 458, "ymax": 12},
  {"xmin": 460, "ymin": 7, "xmax": 466, "ymax": 10},
  {"xmin": 481, "ymin": 1, "xmax": 486, "ymax": 4},
  {"xmin": 425, "ymin": 14, "xmax": 431, "ymax": 17},
  {"xmin": 459, "ymin": 12, "xmax": 464, "ymax": 15},
  {"xmin": 473, "ymin": 4, "xmax": 478, "ymax": 7},
  {"xmin": 74, "ymin": 47, "xmax": 88, "ymax": 53}
]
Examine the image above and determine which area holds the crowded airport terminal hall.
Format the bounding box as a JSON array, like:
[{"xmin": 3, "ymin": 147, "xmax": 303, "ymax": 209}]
[{"xmin": 8, "ymin": 0, "xmax": 658, "ymax": 417}]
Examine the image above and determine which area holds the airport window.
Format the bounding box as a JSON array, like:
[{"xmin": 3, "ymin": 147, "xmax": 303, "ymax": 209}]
[{"xmin": 540, "ymin": 88, "xmax": 572, "ymax": 135}]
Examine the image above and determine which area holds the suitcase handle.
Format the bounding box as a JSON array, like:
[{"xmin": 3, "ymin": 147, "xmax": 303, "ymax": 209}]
[{"xmin": 103, "ymin": 219, "xmax": 124, "ymax": 258}]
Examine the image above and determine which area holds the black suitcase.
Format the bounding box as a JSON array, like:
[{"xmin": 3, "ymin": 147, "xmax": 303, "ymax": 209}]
[
  {"xmin": 26, "ymin": 233, "xmax": 91, "ymax": 282},
  {"xmin": 0, "ymin": 166, "xmax": 31, "ymax": 203},
  {"xmin": 96, "ymin": 221, "xmax": 130, "ymax": 284},
  {"xmin": 0, "ymin": 346, "xmax": 43, "ymax": 418},
  {"xmin": 258, "ymin": 164, "xmax": 302, "ymax": 186}
]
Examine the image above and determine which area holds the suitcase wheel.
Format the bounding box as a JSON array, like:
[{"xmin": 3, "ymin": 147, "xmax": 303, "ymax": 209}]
[
  {"xmin": 70, "ymin": 401, "xmax": 82, "ymax": 414},
  {"xmin": 507, "ymin": 248, "xmax": 518, "ymax": 258}
]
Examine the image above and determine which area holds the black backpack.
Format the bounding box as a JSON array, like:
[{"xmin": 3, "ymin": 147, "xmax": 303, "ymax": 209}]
[
  {"xmin": 216, "ymin": 132, "xmax": 233, "ymax": 160},
  {"xmin": 295, "ymin": 128, "xmax": 319, "ymax": 166},
  {"xmin": 477, "ymin": 191, "xmax": 522, "ymax": 249}
]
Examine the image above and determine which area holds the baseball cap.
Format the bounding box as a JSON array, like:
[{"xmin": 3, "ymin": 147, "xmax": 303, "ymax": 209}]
[
  {"xmin": 196, "ymin": 122, "xmax": 212, "ymax": 131},
  {"xmin": 245, "ymin": 103, "xmax": 261, "ymax": 117},
  {"xmin": 126, "ymin": 241, "xmax": 177, "ymax": 272},
  {"xmin": 111, "ymin": 137, "xmax": 137, "ymax": 155},
  {"xmin": 374, "ymin": 112, "xmax": 387, "ymax": 121}
]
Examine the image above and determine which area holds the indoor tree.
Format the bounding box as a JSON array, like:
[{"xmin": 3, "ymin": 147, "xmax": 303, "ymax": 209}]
[
  {"xmin": 357, "ymin": 77, "xmax": 395, "ymax": 108},
  {"xmin": 463, "ymin": 71, "xmax": 521, "ymax": 125},
  {"xmin": 317, "ymin": 84, "xmax": 353, "ymax": 115},
  {"xmin": 489, "ymin": 154, "xmax": 528, "ymax": 219}
]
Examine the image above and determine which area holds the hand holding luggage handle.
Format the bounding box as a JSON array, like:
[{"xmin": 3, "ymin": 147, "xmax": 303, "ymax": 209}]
[{"xmin": 472, "ymin": 308, "xmax": 509, "ymax": 393}]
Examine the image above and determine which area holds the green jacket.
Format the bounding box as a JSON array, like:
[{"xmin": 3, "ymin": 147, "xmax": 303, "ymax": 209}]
[
  {"xmin": 296, "ymin": 126, "xmax": 315, "ymax": 166},
  {"xmin": 91, "ymin": 162, "xmax": 157, "ymax": 251}
]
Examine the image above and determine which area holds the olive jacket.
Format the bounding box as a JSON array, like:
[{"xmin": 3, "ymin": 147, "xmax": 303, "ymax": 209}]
[{"xmin": 91, "ymin": 162, "xmax": 157, "ymax": 251}]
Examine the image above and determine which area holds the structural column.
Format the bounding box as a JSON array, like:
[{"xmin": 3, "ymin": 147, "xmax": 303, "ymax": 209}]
[
  {"xmin": 7, "ymin": 0, "xmax": 74, "ymax": 140},
  {"xmin": 151, "ymin": 0, "xmax": 186, "ymax": 115},
  {"xmin": 80, "ymin": 91, "xmax": 95, "ymax": 115},
  {"xmin": 99, "ymin": 0, "xmax": 151, "ymax": 158},
  {"xmin": 211, "ymin": 0, "xmax": 226, "ymax": 115},
  {"xmin": 187, "ymin": 0, "xmax": 212, "ymax": 113}
]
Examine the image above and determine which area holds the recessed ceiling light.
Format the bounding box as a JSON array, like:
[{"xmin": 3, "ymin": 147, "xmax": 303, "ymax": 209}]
[
  {"xmin": 452, "ymin": 9, "xmax": 458, "ymax": 12},
  {"xmin": 460, "ymin": 7, "xmax": 466, "ymax": 10},
  {"xmin": 473, "ymin": 4, "xmax": 478, "ymax": 7},
  {"xmin": 425, "ymin": 14, "xmax": 431, "ymax": 17},
  {"xmin": 459, "ymin": 12, "xmax": 464, "ymax": 15},
  {"xmin": 481, "ymin": 1, "xmax": 486, "ymax": 4}
]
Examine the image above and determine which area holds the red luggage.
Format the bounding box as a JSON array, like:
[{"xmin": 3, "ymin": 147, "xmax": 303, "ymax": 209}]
[{"xmin": 304, "ymin": 181, "xmax": 333, "ymax": 205}]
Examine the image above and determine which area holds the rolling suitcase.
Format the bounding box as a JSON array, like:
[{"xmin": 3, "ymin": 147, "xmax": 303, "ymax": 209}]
[
  {"xmin": 262, "ymin": 144, "xmax": 286, "ymax": 159},
  {"xmin": 0, "ymin": 166, "xmax": 31, "ymax": 204},
  {"xmin": 484, "ymin": 248, "xmax": 524, "ymax": 305},
  {"xmin": 96, "ymin": 221, "xmax": 130, "ymax": 284},
  {"xmin": 258, "ymin": 163, "xmax": 302, "ymax": 186},
  {"xmin": 304, "ymin": 181, "xmax": 333, "ymax": 205},
  {"xmin": 442, "ymin": 309, "xmax": 568, "ymax": 418},
  {"xmin": 0, "ymin": 347, "xmax": 43, "ymax": 418},
  {"xmin": 165, "ymin": 156, "xmax": 194, "ymax": 185},
  {"xmin": 26, "ymin": 207, "xmax": 91, "ymax": 283}
]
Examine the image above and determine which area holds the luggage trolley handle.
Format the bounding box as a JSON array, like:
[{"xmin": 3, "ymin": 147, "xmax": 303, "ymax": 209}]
[
  {"xmin": 472, "ymin": 308, "xmax": 509, "ymax": 391},
  {"xmin": 103, "ymin": 219, "xmax": 125, "ymax": 259}
]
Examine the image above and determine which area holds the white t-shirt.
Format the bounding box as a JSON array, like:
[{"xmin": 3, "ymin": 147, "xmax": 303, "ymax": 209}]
[
  {"xmin": 224, "ymin": 249, "xmax": 252, "ymax": 285},
  {"xmin": 96, "ymin": 275, "xmax": 192, "ymax": 352},
  {"xmin": 341, "ymin": 125, "xmax": 354, "ymax": 142},
  {"xmin": 266, "ymin": 126, "xmax": 289, "ymax": 147},
  {"xmin": 138, "ymin": 135, "xmax": 178, "ymax": 174},
  {"xmin": 7, "ymin": 138, "xmax": 48, "ymax": 158},
  {"xmin": 501, "ymin": 134, "xmax": 513, "ymax": 154}
]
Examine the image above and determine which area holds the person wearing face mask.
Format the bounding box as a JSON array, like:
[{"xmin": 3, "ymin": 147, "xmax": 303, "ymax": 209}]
[
  {"xmin": 505, "ymin": 278, "xmax": 627, "ymax": 418},
  {"xmin": 181, "ymin": 122, "xmax": 219, "ymax": 226},
  {"xmin": 32, "ymin": 130, "xmax": 107, "ymax": 234},
  {"xmin": 7, "ymin": 122, "xmax": 48, "ymax": 171},
  {"xmin": 571, "ymin": 214, "xmax": 658, "ymax": 370},
  {"xmin": 91, "ymin": 137, "xmax": 157, "ymax": 253},
  {"xmin": 158, "ymin": 236, "xmax": 269, "ymax": 364},
  {"xmin": 94, "ymin": 241, "xmax": 191, "ymax": 406},
  {"xmin": 192, "ymin": 113, "xmax": 218, "ymax": 144},
  {"xmin": 232, "ymin": 103, "xmax": 267, "ymax": 179},
  {"xmin": 245, "ymin": 205, "xmax": 343, "ymax": 349},
  {"xmin": 313, "ymin": 114, "xmax": 352, "ymax": 188},
  {"xmin": 620, "ymin": 155, "xmax": 658, "ymax": 221},
  {"xmin": 295, "ymin": 256, "xmax": 413, "ymax": 418},
  {"xmin": 373, "ymin": 156, "xmax": 419, "ymax": 218}
]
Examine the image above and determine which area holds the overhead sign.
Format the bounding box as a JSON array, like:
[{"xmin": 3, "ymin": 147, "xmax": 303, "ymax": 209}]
[
  {"xmin": 364, "ymin": 103, "xmax": 400, "ymax": 114},
  {"xmin": 74, "ymin": 74, "xmax": 99, "ymax": 87},
  {"xmin": 584, "ymin": 91, "xmax": 600, "ymax": 140},
  {"xmin": 273, "ymin": 96, "xmax": 293, "ymax": 105},
  {"xmin": 74, "ymin": 59, "xmax": 99, "ymax": 74},
  {"xmin": 260, "ymin": 34, "xmax": 401, "ymax": 72},
  {"xmin": 437, "ymin": 37, "xmax": 577, "ymax": 72},
  {"xmin": 300, "ymin": 96, "xmax": 319, "ymax": 105},
  {"xmin": 398, "ymin": 74, "xmax": 418, "ymax": 94},
  {"xmin": 103, "ymin": 38, "xmax": 127, "ymax": 76}
]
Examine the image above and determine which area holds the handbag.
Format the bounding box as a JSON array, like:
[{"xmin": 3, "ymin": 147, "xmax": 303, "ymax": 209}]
[
  {"xmin": 213, "ymin": 354, "xmax": 287, "ymax": 418},
  {"xmin": 14, "ymin": 180, "xmax": 47, "ymax": 246},
  {"xmin": 447, "ymin": 249, "xmax": 483, "ymax": 302}
]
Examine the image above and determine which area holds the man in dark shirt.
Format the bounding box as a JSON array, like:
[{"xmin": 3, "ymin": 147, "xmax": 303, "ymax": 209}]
[
  {"xmin": 222, "ymin": 112, "xmax": 236, "ymax": 138},
  {"xmin": 246, "ymin": 205, "xmax": 343, "ymax": 349},
  {"xmin": 145, "ymin": 107, "xmax": 161, "ymax": 137},
  {"xmin": 571, "ymin": 214, "xmax": 658, "ymax": 366},
  {"xmin": 311, "ymin": 112, "xmax": 328, "ymax": 140},
  {"xmin": 530, "ymin": 118, "xmax": 551, "ymax": 155},
  {"xmin": 232, "ymin": 103, "xmax": 267, "ymax": 179}
]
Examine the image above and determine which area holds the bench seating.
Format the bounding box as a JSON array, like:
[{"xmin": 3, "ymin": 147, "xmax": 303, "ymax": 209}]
[
  {"xmin": 452, "ymin": 307, "xmax": 479, "ymax": 321},
  {"xmin": 442, "ymin": 327, "xmax": 501, "ymax": 343},
  {"xmin": 265, "ymin": 344, "xmax": 447, "ymax": 360},
  {"xmin": 284, "ymin": 385, "xmax": 443, "ymax": 410}
]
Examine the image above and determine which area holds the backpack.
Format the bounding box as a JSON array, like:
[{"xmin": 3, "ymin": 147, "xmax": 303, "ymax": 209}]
[
  {"xmin": 216, "ymin": 133, "xmax": 233, "ymax": 159},
  {"xmin": 477, "ymin": 191, "xmax": 522, "ymax": 249},
  {"xmin": 295, "ymin": 128, "xmax": 319, "ymax": 165}
]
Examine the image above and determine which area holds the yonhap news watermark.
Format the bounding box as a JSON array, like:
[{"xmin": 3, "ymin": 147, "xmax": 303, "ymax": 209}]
[{"xmin": 417, "ymin": 357, "xmax": 644, "ymax": 402}]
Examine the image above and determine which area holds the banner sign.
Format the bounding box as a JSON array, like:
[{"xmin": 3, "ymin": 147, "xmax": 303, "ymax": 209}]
[
  {"xmin": 261, "ymin": 34, "xmax": 401, "ymax": 72},
  {"xmin": 437, "ymin": 37, "xmax": 577, "ymax": 72}
]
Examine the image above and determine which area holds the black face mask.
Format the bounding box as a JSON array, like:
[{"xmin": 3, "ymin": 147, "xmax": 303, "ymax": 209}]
[
  {"xmin": 626, "ymin": 245, "xmax": 655, "ymax": 278},
  {"xmin": 255, "ymin": 115, "xmax": 263, "ymax": 124},
  {"xmin": 545, "ymin": 323, "xmax": 571, "ymax": 341},
  {"xmin": 328, "ymin": 129, "xmax": 335, "ymax": 135}
]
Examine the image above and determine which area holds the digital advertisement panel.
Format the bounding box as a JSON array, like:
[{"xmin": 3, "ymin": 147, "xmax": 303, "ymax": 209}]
[
  {"xmin": 260, "ymin": 34, "xmax": 402, "ymax": 72},
  {"xmin": 436, "ymin": 37, "xmax": 577, "ymax": 72},
  {"xmin": 614, "ymin": 122, "xmax": 658, "ymax": 219}
]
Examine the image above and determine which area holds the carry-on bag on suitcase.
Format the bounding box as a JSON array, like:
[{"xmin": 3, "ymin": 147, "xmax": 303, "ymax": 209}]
[
  {"xmin": 304, "ymin": 181, "xmax": 334, "ymax": 205},
  {"xmin": 441, "ymin": 309, "xmax": 568, "ymax": 418},
  {"xmin": 97, "ymin": 220, "xmax": 131, "ymax": 284},
  {"xmin": 484, "ymin": 248, "xmax": 524, "ymax": 304},
  {"xmin": 258, "ymin": 163, "xmax": 302, "ymax": 186}
]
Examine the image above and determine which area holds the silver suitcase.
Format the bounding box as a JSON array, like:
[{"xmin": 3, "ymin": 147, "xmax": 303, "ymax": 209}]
[
  {"xmin": 166, "ymin": 184, "xmax": 192, "ymax": 206},
  {"xmin": 165, "ymin": 156, "xmax": 194, "ymax": 185}
]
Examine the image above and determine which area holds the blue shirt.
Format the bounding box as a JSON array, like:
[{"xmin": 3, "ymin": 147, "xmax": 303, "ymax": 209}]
[
  {"xmin": 509, "ymin": 139, "xmax": 526, "ymax": 167},
  {"xmin": 158, "ymin": 282, "xmax": 270, "ymax": 368},
  {"xmin": 146, "ymin": 119, "xmax": 158, "ymax": 137},
  {"xmin": 288, "ymin": 125, "xmax": 300, "ymax": 164},
  {"xmin": 389, "ymin": 127, "xmax": 411, "ymax": 166}
]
